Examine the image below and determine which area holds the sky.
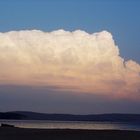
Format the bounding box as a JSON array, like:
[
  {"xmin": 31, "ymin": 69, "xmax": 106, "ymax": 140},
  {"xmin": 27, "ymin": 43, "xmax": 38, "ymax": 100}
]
[{"xmin": 0, "ymin": 0, "xmax": 140, "ymax": 114}]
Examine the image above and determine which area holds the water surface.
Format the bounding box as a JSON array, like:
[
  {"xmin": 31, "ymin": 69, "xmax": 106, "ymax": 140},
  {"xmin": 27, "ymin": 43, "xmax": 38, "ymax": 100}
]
[{"xmin": 0, "ymin": 120, "xmax": 140, "ymax": 131}]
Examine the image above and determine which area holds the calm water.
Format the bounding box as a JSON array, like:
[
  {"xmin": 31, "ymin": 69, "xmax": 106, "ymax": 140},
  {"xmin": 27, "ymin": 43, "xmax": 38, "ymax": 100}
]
[{"xmin": 0, "ymin": 120, "xmax": 140, "ymax": 131}]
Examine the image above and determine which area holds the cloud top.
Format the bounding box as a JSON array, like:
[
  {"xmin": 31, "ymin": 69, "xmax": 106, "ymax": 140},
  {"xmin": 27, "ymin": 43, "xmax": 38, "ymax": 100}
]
[{"xmin": 0, "ymin": 29, "xmax": 140, "ymax": 98}]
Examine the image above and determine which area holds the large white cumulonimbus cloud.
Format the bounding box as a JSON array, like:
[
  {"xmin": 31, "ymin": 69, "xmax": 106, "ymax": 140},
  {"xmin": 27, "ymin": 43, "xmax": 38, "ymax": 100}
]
[{"xmin": 0, "ymin": 29, "xmax": 140, "ymax": 98}]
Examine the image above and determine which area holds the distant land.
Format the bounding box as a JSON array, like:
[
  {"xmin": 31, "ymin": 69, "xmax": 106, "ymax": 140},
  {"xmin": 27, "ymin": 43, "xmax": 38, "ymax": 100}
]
[{"xmin": 0, "ymin": 111, "xmax": 140, "ymax": 122}]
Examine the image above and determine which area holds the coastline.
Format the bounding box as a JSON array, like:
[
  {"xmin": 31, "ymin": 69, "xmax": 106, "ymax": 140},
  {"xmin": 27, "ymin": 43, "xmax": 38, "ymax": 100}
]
[{"xmin": 0, "ymin": 127, "xmax": 140, "ymax": 140}]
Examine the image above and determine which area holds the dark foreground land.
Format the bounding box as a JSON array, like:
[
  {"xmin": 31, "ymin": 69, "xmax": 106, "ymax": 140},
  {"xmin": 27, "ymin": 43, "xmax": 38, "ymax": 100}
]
[{"xmin": 0, "ymin": 127, "xmax": 140, "ymax": 140}]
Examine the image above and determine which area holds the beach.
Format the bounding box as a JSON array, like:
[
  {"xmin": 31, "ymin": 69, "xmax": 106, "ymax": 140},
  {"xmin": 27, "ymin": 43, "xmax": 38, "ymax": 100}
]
[{"xmin": 0, "ymin": 127, "xmax": 140, "ymax": 140}]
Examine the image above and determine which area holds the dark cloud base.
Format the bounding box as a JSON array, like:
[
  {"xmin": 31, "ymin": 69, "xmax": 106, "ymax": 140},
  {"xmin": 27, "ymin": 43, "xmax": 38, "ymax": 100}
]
[{"xmin": 0, "ymin": 85, "xmax": 140, "ymax": 114}]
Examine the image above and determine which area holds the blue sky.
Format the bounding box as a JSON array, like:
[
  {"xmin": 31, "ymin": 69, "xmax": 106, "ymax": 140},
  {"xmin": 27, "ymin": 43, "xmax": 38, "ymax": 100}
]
[
  {"xmin": 0, "ymin": 0, "xmax": 140, "ymax": 114},
  {"xmin": 0, "ymin": 0, "xmax": 140, "ymax": 63}
]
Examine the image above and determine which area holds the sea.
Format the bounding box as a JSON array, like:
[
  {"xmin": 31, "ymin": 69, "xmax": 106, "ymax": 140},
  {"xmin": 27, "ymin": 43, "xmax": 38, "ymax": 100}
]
[{"xmin": 0, "ymin": 120, "xmax": 140, "ymax": 131}]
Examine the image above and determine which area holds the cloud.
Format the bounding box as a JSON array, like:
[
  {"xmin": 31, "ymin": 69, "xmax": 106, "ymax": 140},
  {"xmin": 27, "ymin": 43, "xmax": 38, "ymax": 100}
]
[{"xmin": 0, "ymin": 29, "xmax": 140, "ymax": 99}]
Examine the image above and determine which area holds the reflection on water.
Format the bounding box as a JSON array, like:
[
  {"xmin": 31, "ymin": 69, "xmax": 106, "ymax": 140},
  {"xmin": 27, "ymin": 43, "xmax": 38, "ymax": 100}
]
[{"xmin": 0, "ymin": 120, "xmax": 140, "ymax": 131}]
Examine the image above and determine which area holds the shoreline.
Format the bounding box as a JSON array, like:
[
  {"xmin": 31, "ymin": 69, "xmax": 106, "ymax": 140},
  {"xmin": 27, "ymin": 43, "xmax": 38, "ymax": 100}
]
[{"xmin": 0, "ymin": 127, "xmax": 140, "ymax": 140}]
